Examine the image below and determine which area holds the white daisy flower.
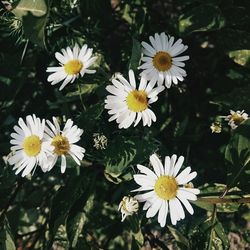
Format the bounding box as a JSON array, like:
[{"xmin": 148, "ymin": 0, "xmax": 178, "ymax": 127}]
[
  {"xmin": 105, "ymin": 69, "xmax": 164, "ymax": 129},
  {"xmin": 139, "ymin": 32, "xmax": 189, "ymax": 88},
  {"xmin": 44, "ymin": 117, "xmax": 85, "ymax": 173},
  {"xmin": 8, "ymin": 115, "xmax": 53, "ymax": 177},
  {"xmin": 46, "ymin": 44, "xmax": 97, "ymax": 90},
  {"xmin": 118, "ymin": 196, "xmax": 139, "ymax": 222},
  {"xmin": 132, "ymin": 154, "xmax": 200, "ymax": 227},
  {"xmin": 225, "ymin": 110, "xmax": 248, "ymax": 129}
]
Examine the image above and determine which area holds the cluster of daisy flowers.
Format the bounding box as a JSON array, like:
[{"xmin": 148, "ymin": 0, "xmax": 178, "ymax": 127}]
[
  {"xmin": 105, "ymin": 32, "xmax": 189, "ymax": 128},
  {"xmin": 46, "ymin": 33, "xmax": 189, "ymax": 129},
  {"xmin": 8, "ymin": 114, "xmax": 85, "ymax": 177},
  {"xmin": 8, "ymin": 33, "xmax": 198, "ymax": 228}
]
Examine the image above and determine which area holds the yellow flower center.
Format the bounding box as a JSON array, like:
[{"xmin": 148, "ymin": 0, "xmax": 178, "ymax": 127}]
[
  {"xmin": 126, "ymin": 90, "xmax": 148, "ymax": 112},
  {"xmin": 23, "ymin": 135, "xmax": 41, "ymax": 157},
  {"xmin": 154, "ymin": 176, "xmax": 178, "ymax": 200},
  {"xmin": 51, "ymin": 135, "xmax": 70, "ymax": 155},
  {"xmin": 153, "ymin": 51, "xmax": 172, "ymax": 71},
  {"xmin": 231, "ymin": 113, "xmax": 244, "ymax": 125},
  {"xmin": 64, "ymin": 60, "xmax": 83, "ymax": 75}
]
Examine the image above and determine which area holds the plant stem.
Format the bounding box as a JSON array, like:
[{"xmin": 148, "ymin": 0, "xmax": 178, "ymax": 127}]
[
  {"xmin": 78, "ymin": 82, "xmax": 86, "ymax": 111},
  {"xmin": 198, "ymin": 197, "xmax": 250, "ymax": 204},
  {"xmin": 198, "ymin": 190, "xmax": 245, "ymax": 197}
]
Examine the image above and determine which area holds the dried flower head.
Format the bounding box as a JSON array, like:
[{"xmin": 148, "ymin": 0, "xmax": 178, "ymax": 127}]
[{"xmin": 118, "ymin": 196, "xmax": 139, "ymax": 222}]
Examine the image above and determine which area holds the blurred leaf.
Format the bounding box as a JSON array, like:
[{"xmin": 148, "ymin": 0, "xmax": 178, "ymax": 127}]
[
  {"xmin": 49, "ymin": 176, "xmax": 85, "ymax": 245},
  {"xmin": 225, "ymin": 119, "xmax": 250, "ymax": 189},
  {"xmin": 216, "ymin": 29, "xmax": 250, "ymax": 51},
  {"xmin": 67, "ymin": 212, "xmax": 86, "ymax": 248},
  {"xmin": 66, "ymin": 84, "xmax": 99, "ymax": 97},
  {"xmin": 223, "ymin": 6, "xmax": 250, "ymax": 27},
  {"xmin": 228, "ymin": 50, "xmax": 250, "ymax": 68},
  {"xmin": 168, "ymin": 226, "xmax": 190, "ymax": 248},
  {"xmin": 122, "ymin": 4, "xmax": 133, "ymax": 24},
  {"xmin": 66, "ymin": 190, "xmax": 95, "ymax": 248},
  {"xmin": 104, "ymin": 136, "xmax": 158, "ymax": 181},
  {"xmin": 12, "ymin": 0, "xmax": 49, "ymax": 47},
  {"xmin": 78, "ymin": 102, "xmax": 104, "ymax": 129},
  {"xmin": 0, "ymin": 76, "xmax": 11, "ymax": 86},
  {"xmin": 130, "ymin": 235, "xmax": 141, "ymax": 250},
  {"xmin": 213, "ymin": 85, "xmax": 250, "ymax": 110},
  {"xmin": 0, "ymin": 218, "xmax": 15, "ymax": 250},
  {"xmin": 190, "ymin": 211, "xmax": 228, "ymax": 250},
  {"xmin": 179, "ymin": 4, "xmax": 225, "ymax": 34},
  {"xmin": 214, "ymin": 221, "xmax": 229, "ymax": 249},
  {"xmin": 129, "ymin": 38, "xmax": 141, "ymax": 71}
]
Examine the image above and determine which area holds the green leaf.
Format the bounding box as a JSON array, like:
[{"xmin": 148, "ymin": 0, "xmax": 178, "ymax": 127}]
[
  {"xmin": 49, "ymin": 176, "xmax": 85, "ymax": 245},
  {"xmin": 78, "ymin": 102, "xmax": 104, "ymax": 129},
  {"xmin": 214, "ymin": 221, "xmax": 229, "ymax": 249},
  {"xmin": 0, "ymin": 219, "xmax": 16, "ymax": 250},
  {"xmin": 168, "ymin": 226, "xmax": 190, "ymax": 248},
  {"xmin": 66, "ymin": 84, "xmax": 99, "ymax": 98},
  {"xmin": 225, "ymin": 119, "xmax": 250, "ymax": 189},
  {"xmin": 228, "ymin": 50, "xmax": 250, "ymax": 68},
  {"xmin": 179, "ymin": 4, "xmax": 225, "ymax": 34},
  {"xmin": 129, "ymin": 38, "xmax": 141, "ymax": 71},
  {"xmin": 130, "ymin": 235, "xmax": 142, "ymax": 250},
  {"xmin": 66, "ymin": 212, "xmax": 86, "ymax": 248},
  {"xmin": 193, "ymin": 183, "xmax": 240, "ymax": 213},
  {"xmin": 12, "ymin": 0, "xmax": 49, "ymax": 47},
  {"xmin": 66, "ymin": 193, "xmax": 95, "ymax": 248},
  {"xmin": 213, "ymin": 85, "xmax": 250, "ymax": 110},
  {"xmin": 104, "ymin": 136, "xmax": 158, "ymax": 181}
]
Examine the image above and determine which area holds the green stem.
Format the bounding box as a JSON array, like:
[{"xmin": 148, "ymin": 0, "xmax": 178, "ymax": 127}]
[
  {"xmin": 78, "ymin": 82, "xmax": 86, "ymax": 111},
  {"xmin": 199, "ymin": 190, "xmax": 246, "ymax": 197},
  {"xmin": 198, "ymin": 197, "xmax": 250, "ymax": 204}
]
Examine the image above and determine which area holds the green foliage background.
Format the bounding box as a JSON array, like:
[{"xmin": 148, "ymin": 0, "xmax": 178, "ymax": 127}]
[{"xmin": 0, "ymin": 0, "xmax": 250, "ymax": 249}]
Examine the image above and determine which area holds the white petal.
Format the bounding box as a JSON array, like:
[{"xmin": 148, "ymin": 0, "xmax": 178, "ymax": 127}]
[
  {"xmin": 176, "ymin": 167, "xmax": 191, "ymax": 184},
  {"xmin": 149, "ymin": 154, "xmax": 164, "ymax": 176},
  {"xmin": 158, "ymin": 200, "xmax": 168, "ymax": 227},
  {"xmin": 141, "ymin": 41, "xmax": 156, "ymax": 54},
  {"xmin": 61, "ymin": 155, "xmax": 67, "ymax": 173},
  {"xmin": 129, "ymin": 70, "xmax": 136, "ymax": 89},
  {"xmin": 137, "ymin": 164, "xmax": 157, "ymax": 180},
  {"xmin": 133, "ymin": 174, "xmax": 155, "ymax": 187},
  {"xmin": 55, "ymin": 52, "xmax": 67, "ymax": 64},
  {"xmin": 59, "ymin": 75, "xmax": 73, "ymax": 90},
  {"xmin": 146, "ymin": 198, "xmax": 162, "ymax": 218},
  {"xmin": 177, "ymin": 188, "xmax": 197, "ymax": 201},
  {"xmin": 173, "ymin": 156, "xmax": 184, "ymax": 177},
  {"xmin": 177, "ymin": 196, "xmax": 194, "ymax": 215},
  {"xmin": 163, "ymin": 158, "xmax": 170, "ymax": 177}
]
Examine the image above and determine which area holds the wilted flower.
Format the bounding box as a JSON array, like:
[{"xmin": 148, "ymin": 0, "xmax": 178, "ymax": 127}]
[
  {"xmin": 210, "ymin": 122, "xmax": 222, "ymax": 133},
  {"xmin": 225, "ymin": 110, "xmax": 248, "ymax": 129},
  {"xmin": 93, "ymin": 133, "xmax": 108, "ymax": 150},
  {"xmin": 139, "ymin": 32, "xmax": 189, "ymax": 88},
  {"xmin": 118, "ymin": 196, "xmax": 139, "ymax": 222},
  {"xmin": 132, "ymin": 154, "xmax": 200, "ymax": 227}
]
